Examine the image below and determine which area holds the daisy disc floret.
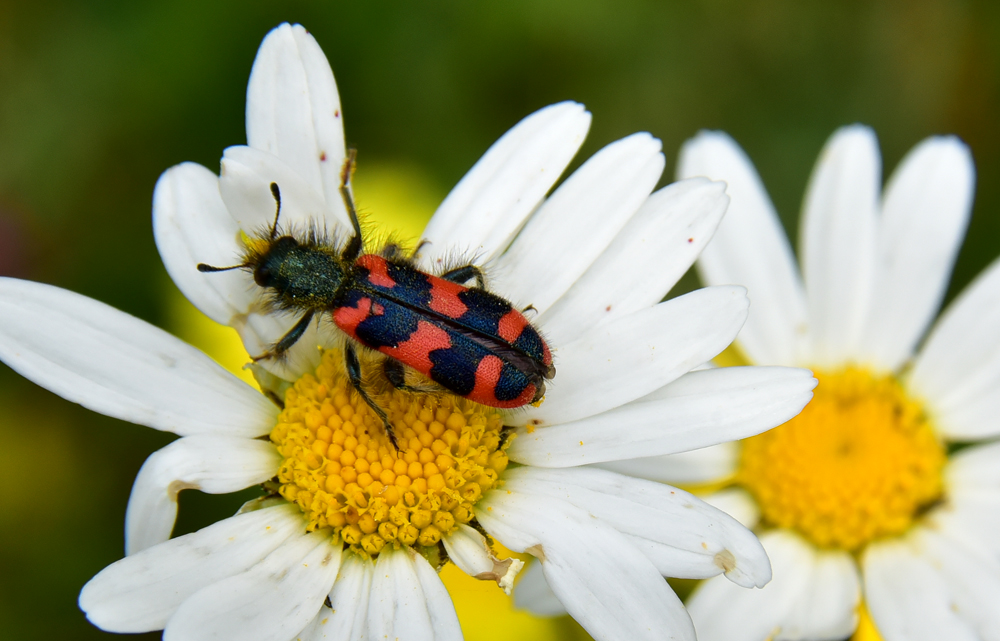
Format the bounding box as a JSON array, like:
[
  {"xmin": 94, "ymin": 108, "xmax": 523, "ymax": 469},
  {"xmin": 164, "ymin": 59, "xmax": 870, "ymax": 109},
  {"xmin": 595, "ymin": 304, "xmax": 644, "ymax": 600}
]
[
  {"xmin": 272, "ymin": 349, "xmax": 508, "ymax": 555},
  {"xmin": 0, "ymin": 23, "xmax": 818, "ymax": 641},
  {"xmin": 739, "ymin": 367, "xmax": 945, "ymax": 551},
  {"xmin": 669, "ymin": 126, "xmax": 1000, "ymax": 641}
]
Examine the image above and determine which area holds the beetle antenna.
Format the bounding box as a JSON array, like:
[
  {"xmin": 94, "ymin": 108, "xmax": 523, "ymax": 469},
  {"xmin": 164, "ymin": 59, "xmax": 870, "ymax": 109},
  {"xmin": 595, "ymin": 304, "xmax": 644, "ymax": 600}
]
[
  {"xmin": 339, "ymin": 149, "xmax": 364, "ymax": 261},
  {"xmin": 269, "ymin": 182, "xmax": 282, "ymax": 240},
  {"xmin": 197, "ymin": 262, "xmax": 247, "ymax": 273}
]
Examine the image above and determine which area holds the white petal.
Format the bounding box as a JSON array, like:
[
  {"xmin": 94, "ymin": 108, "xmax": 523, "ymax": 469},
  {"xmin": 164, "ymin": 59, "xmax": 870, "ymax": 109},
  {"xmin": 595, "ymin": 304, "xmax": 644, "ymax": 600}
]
[
  {"xmin": 324, "ymin": 554, "xmax": 375, "ymax": 641},
  {"xmin": 908, "ymin": 256, "xmax": 1000, "ymax": 439},
  {"xmin": 412, "ymin": 547, "xmax": 463, "ymax": 641},
  {"xmin": 125, "ymin": 435, "xmax": 282, "ymax": 555},
  {"xmin": 367, "ymin": 547, "xmax": 460, "ymax": 641},
  {"xmin": 700, "ymin": 487, "xmax": 761, "ymax": 530},
  {"xmin": 0, "ymin": 278, "xmax": 277, "ymax": 437},
  {"xmin": 688, "ymin": 532, "xmax": 805, "ymax": 641},
  {"xmin": 164, "ymin": 531, "xmax": 342, "ymax": 641},
  {"xmin": 80, "ymin": 504, "xmax": 302, "ymax": 633},
  {"xmin": 220, "ymin": 145, "xmax": 342, "ymax": 235},
  {"xmin": 859, "ymin": 137, "xmax": 975, "ymax": 371},
  {"xmin": 539, "ymin": 178, "xmax": 729, "ymax": 346},
  {"xmin": 153, "ymin": 162, "xmax": 256, "ymax": 324},
  {"xmin": 678, "ymin": 131, "xmax": 807, "ymax": 366},
  {"xmin": 937, "ymin": 445, "xmax": 1000, "ymax": 569},
  {"xmin": 863, "ymin": 538, "xmax": 978, "ymax": 641},
  {"xmin": 777, "ymin": 548, "xmax": 861, "ymax": 640},
  {"xmin": 930, "ymin": 491, "xmax": 1000, "ymax": 562},
  {"xmin": 512, "ymin": 560, "xmax": 568, "ymax": 617},
  {"xmin": 594, "ymin": 443, "xmax": 739, "ymax": 485},
  {"xmin": 294, "ymin": 606, "xmax": 335, "ymax": 641},
  {"xmin": 245, "ymin": 23, "xmax": 349, "ymax": 228},
  {"xmin": 914, "ymin": 527, "xmax": 1000, "ymax": 641},
  {"xmin": 419, "ymin": 102, "xmax": 591, "ymax": 265},
  {"xmin": 521, "ymin": 285, "xmax": 749, "ymax": 426},
  {"xmin": 491, "ymin": 133, "xmax": 664, "ymax": 312},
  {"xmin": 499, "ymin": 466, "xmax": 770, "ymax": 587},
  {"xmin": 442, "ymin": 524, "xmax": 524, "ymax": 595},
  {"xmin": 476, "ymin": 488, "xmax": 696, "ymax": 641},
  {"xmin": 688, "ymin": 530, "xmax": 859, "ymax": 641},
  {"xmin": 508, "ymin": 365, "xmax": 814, "ymax": 466},
  {"xmin": 946, "ymin": 440, "xmax": 1000, "ymax": 489},
  {"xmin": 800, "ymin": 125, "xmax": 880, "ymax": 367}
]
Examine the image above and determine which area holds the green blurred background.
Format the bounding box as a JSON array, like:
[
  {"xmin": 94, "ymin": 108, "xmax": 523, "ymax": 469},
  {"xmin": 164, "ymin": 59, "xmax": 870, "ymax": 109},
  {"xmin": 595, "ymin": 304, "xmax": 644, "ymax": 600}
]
[{"xmin": 1, "ymin": 1, "xmax": 998, "ymax": 639}]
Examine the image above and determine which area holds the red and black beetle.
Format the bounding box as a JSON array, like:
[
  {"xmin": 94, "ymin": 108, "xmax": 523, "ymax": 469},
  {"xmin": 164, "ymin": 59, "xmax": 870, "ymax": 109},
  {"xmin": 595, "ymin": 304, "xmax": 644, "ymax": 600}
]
[{"xmin": 198, "ymin": 153, "xmax": 555, "ymax": 448}]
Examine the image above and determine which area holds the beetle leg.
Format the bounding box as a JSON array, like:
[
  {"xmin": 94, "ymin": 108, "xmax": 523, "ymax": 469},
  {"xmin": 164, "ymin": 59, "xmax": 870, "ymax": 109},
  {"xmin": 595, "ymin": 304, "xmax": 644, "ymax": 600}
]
[
  {"xmin": 382, "ymin": 358, "xmax": 409, "ymax": 390},
  {"xmin": 412, "ymin": 238, "xmax": 431, "ymax": 258},
  {"xmin": 383, "ymin": 358, "xmax": 450, "ymax": 396},
  {"xmin": 251, "ymin": 310, "xmax": 314, "ymax": 362},
  {"xmin": 344, "ymin": 343, "xmax": 399, "ymax": 450},
  {"xmin": 339, "ymin": 149, "xmax": 364, "ymax": 262},
  {"xmin": 380, "ymin": 243, "xmax": 407, "ymax": 261},
  {"xmin": 440, "ymin": 264, "xmax": 486, "ymax": 288},
  {"xmin": 381, "ymin": 358, "xmax": 431, "ymax": 392}
]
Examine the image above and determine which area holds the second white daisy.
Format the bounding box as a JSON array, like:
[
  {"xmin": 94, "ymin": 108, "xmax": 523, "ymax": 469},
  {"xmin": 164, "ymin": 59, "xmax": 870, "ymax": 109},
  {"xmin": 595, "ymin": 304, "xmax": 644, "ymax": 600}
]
[{"xmin": 668, "ymin": 126, "xmax": 996, "ymax": 641}]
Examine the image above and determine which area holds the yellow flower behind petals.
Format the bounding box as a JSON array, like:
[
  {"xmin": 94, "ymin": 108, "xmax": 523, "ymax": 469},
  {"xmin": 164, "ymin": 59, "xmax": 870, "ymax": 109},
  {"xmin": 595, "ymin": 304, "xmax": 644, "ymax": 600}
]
[
  {"xmin": 271, "ymin": 349, "xmax": 509, "ymax": 557},
  {"xmin": 739, "ymin": 367, "xmax": 945, "ymax": 551}
]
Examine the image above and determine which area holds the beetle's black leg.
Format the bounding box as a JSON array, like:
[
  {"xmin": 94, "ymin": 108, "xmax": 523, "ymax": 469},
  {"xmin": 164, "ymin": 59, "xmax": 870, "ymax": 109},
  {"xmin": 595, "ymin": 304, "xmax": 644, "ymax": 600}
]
[
  {"xmin": 383, "ymin": 358, "xmax": 449, "ymax": 395},
  {"xmin": 380, "ymin": 243, "xmax": 406, "ymax": 261},
  {"xmin": 339, "ymin": 149, "xmax": 364, "ymax": 262},
  {"xmin": 440, "ymin": 264, "xmax": 486, "ymax": 288},
  {"xmin": 344, "ymin": 343, "xmax": 399, "ymax": 450},
  {"xmin": 382, "ymin": 358, "xmax": 434, "ymax": 392},
  {"xmin": 383, "ymin": 357, "xmax": 409, "ymax": 390},
  {"xmin": 251, "ymin": 310, "xmax": 314, "ymax": 362}
]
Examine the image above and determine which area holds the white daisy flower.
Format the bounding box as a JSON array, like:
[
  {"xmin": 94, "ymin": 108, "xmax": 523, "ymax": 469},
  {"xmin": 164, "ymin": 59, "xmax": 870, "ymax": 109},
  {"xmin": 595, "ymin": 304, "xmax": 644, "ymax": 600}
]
[
  {"xmin": 656, "ymin": 126, "xmax": 994, "ymax": 641},
  {"xmin": 0, "ymin": 24, "xmax": 816, "ymax": 641}
]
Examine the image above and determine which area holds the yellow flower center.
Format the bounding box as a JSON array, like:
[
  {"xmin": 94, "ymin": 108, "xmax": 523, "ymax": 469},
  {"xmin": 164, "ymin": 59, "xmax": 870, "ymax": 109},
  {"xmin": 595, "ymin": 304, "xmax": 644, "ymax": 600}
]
[
  {"xmin": 738, "ymin": 366, "xmax": 945, "ymax": 551},
  {"xmin": 270, "ymin": 349, "xmax": 509, "ymax": 557}
]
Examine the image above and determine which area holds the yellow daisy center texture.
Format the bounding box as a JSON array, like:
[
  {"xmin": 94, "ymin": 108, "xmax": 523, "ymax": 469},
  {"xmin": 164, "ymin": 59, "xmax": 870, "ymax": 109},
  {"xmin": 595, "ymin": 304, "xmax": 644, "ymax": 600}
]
[
  {"xmin": 739, "ymin": 366, "xmax": 945, "ymax": 551},
  {"xmin": 270, "ymin": 349, "xmax": 509, "ymax": 557}
]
